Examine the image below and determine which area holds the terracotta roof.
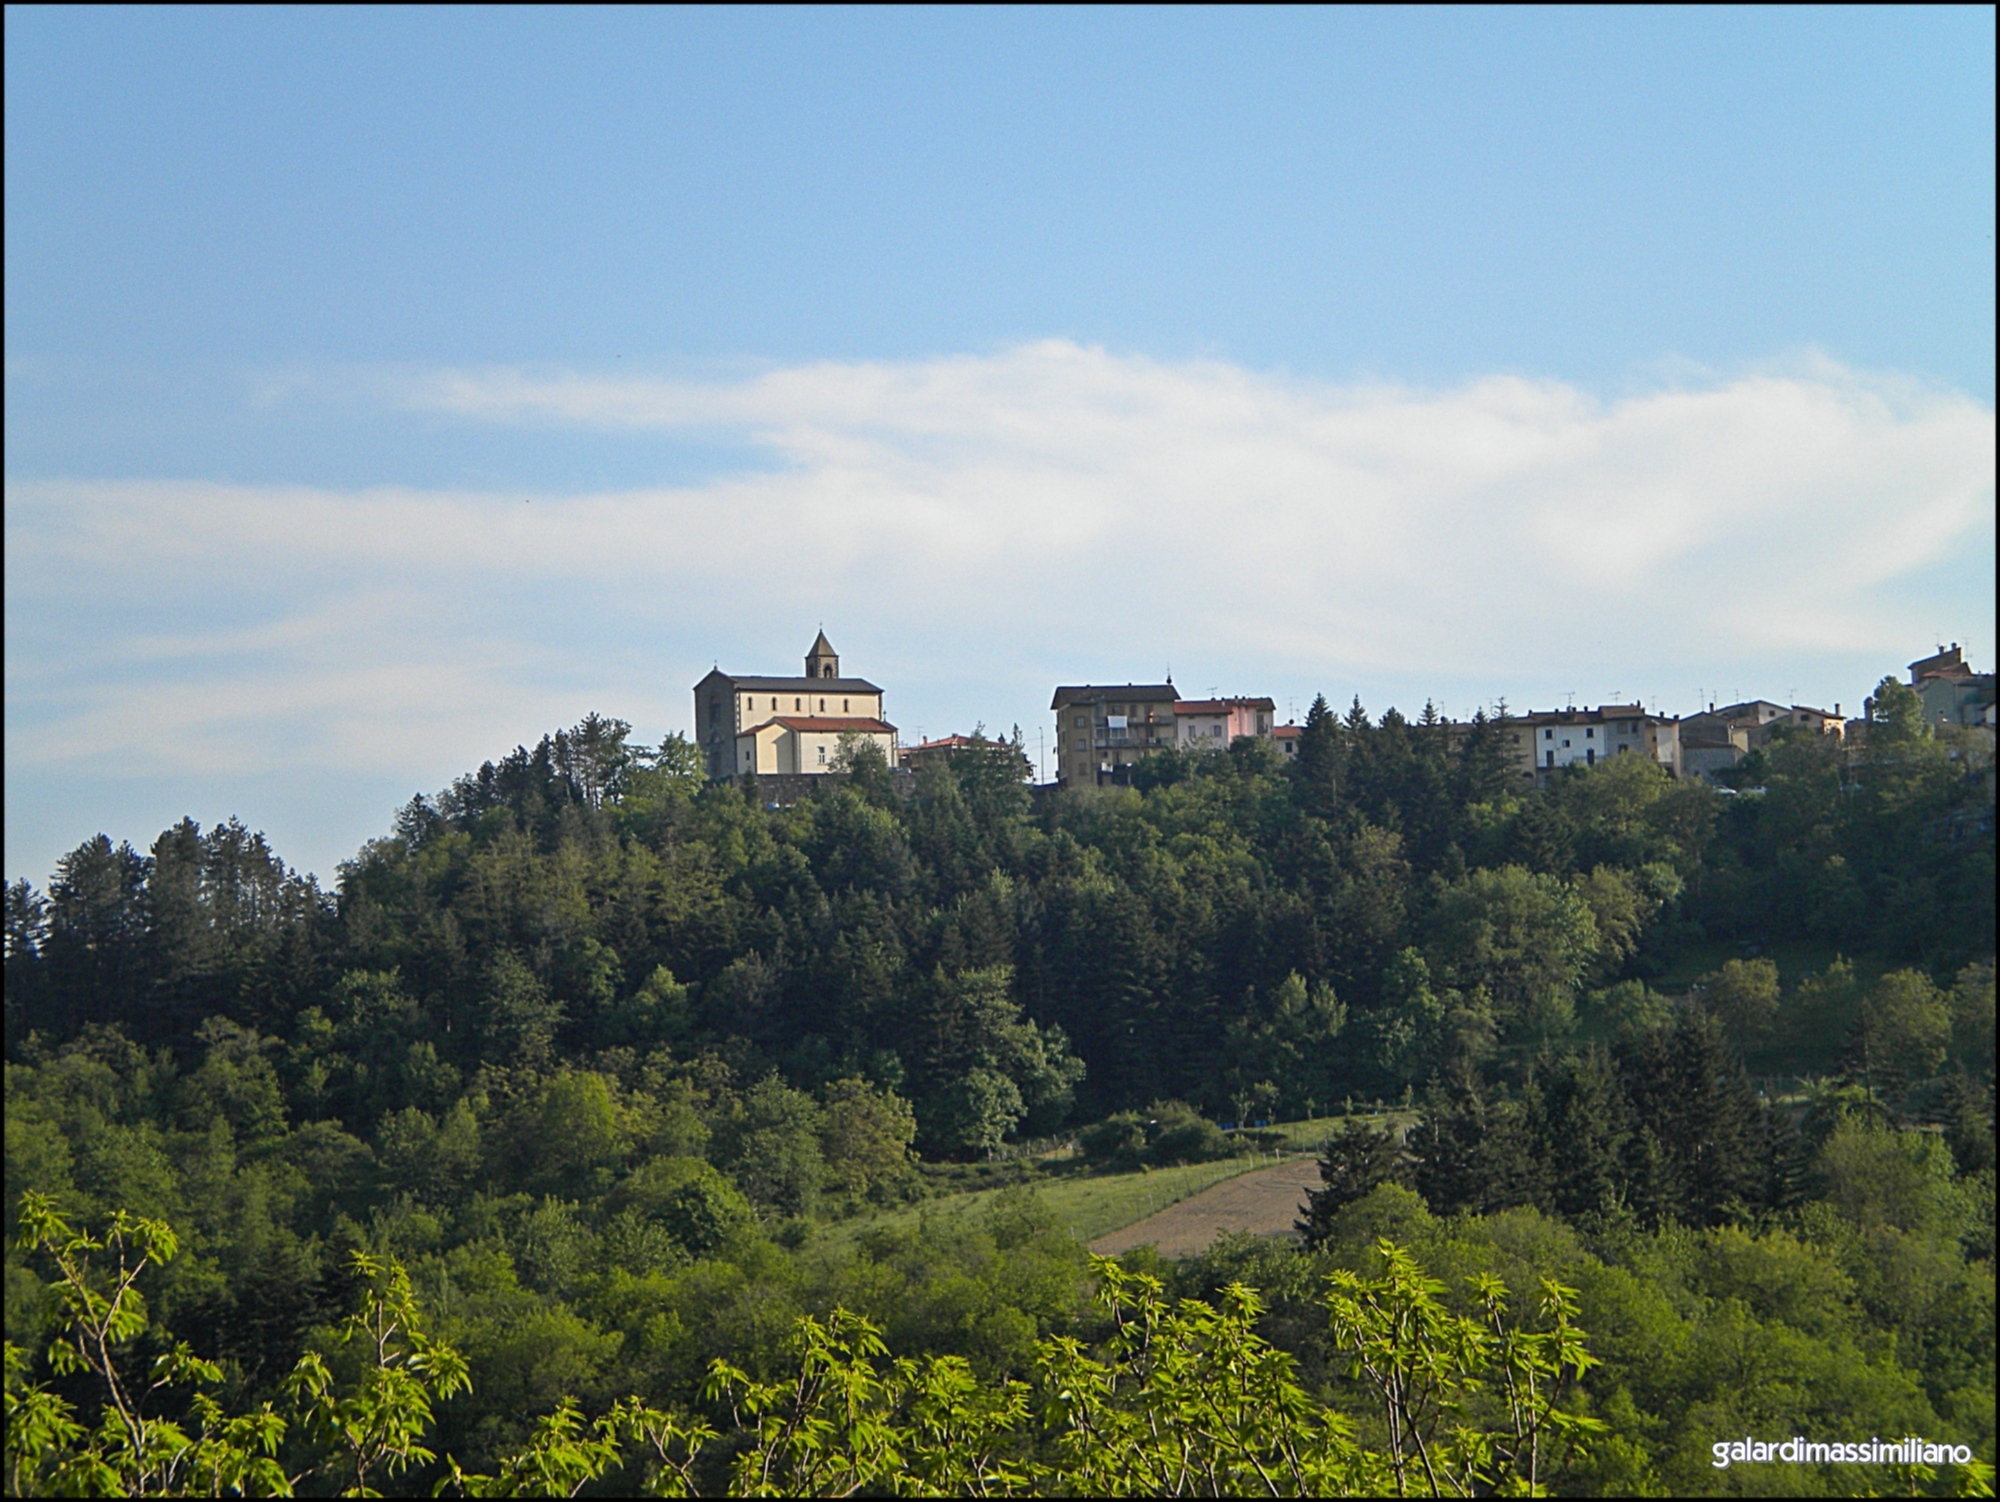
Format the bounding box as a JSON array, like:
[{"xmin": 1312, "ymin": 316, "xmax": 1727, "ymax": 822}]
[
  {"xmin": 740, "ymin": 716, "xmax": 897, "ymax": 736},
  {"xmin": 701, "ymin": 675, "xmax": 883, "ymax": 693},
  {"xmin": 1909, "ymin": 646, "xmax": 1970, "ymax": 680},
  {"xmin": 1508, "ymin": 706, "xmax": 1665, "ymax": 725},
  {"xmin": 1173, "ymin": 698, "xmax": 1277, "ymax": 714},
  {"xmin": 1274, "ymin": 724, "xmax": 1303, "ymax": 739}
]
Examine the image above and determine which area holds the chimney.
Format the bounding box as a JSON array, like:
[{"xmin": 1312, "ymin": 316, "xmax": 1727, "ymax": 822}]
[{"xmin": 1834, "ymin": 703, "xmax": 1840, "ymax": 717}]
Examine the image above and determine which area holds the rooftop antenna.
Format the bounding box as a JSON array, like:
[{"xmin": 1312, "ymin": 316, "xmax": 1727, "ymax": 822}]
[{"xmin": 1564, "ymin": 691, "xmax": 1576, "ymax": 710}]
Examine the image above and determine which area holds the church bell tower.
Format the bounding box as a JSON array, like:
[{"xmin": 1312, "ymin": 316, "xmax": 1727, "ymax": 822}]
[{"xmin": 805, "ymin": 629, "xmax": 839, "ymax": 680}]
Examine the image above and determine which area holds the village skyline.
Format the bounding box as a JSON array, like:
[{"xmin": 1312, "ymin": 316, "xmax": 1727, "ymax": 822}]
[{"xmin": 7, "ymin": 8, "xmax": 1994, "ymax": 885}]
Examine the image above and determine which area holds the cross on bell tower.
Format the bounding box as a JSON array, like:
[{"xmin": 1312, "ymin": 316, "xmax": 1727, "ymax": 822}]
[{"xmin": 805, "ymin": 629, "xmax": 839, "ymax": 680}]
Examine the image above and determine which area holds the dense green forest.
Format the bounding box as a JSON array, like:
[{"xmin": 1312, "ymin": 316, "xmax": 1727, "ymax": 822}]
[{"xmin": 4, "ymin": 674, "xmax": 1993, "ymax": 1495}]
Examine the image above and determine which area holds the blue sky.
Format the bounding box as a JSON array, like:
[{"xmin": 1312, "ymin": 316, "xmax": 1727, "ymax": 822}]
[{"xmin": 6, "ymin": 6, "xmax": 1995, "ymax": 888}]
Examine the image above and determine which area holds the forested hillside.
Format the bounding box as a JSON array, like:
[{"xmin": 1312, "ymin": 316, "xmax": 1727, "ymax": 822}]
[{"xmin": 5, "ymin": 676, "xmax": 1993, "ymax": 1495}]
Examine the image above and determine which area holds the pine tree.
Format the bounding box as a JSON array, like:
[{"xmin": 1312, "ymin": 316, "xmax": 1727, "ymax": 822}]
[
  {"xmin": 1297, "ymin": 1121, "xmax": 1408, "ymax": 1247},
  {"xmin": 1456, "ymin": 707, "xmax": 1515, "ymax": 806},
  {"xmin": 1412, "ymin": 1068, "xmax": 1510, "ymax": 1214},
  {"xmin": 1294, "ymin": 693, "xmax": 1344, "ymax": 815},
  {"xmin": 1532, "ymin": 1048, "xmax": 1629, "ymax": 1221},
  {"xmin": 1616, "ymin": 1011, "xmax": 1760, "ymax": 1226}
]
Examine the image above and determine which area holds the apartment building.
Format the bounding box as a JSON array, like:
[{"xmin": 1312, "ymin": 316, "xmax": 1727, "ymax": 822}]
[
  {"xmin": 1496, "ymin": 704, "xmax": 1682, "ymax": 785},
  {"xmin": 1050, "ymin": 683, "xmax": 1178, "ymax": 786},
  {"xmin": 1174, "ymin": 697, "xmax": 1276, "ymax": 749}
]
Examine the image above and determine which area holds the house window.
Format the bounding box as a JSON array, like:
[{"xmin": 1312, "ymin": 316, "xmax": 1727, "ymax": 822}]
[
  {"xmin": 1075, "ymin": 737, "xmax": 1086, "ymax": 751},
  {"xmin": 818, "ymin": 745, "xmax": 827, "ymax": 764},
  {"xmin": 795, "ymin": 698, "xmax": 802, "ymax": 711},
  {"xmin": 843, "ymin": 699, "xmax": 849, "ymax": 712},
  {"xmin": 1585, "ymin": 727, "xmax": 1594, "ymax": 739},
  {"xmin": 1544, "ymin": 729, "xmax": 1553, "ymax": 740},
  {"xmin": 771, "ymin": 697, "xmax": 778, "ymax": 711},
  {"xmin": 1074, "ymin": 716, "xmax": 1086, "ymax": 728},
  {"xmin": 819, "ymin": 699, "xmax": 825, "ymax": 712},
  {"xmin": 1546, "ymin": 751, "xmax": 1555, "ymax": 768},
  {"xmin": 1587, "ymin": 749, "xmax": 1595, "ymax": 766},
  {"xmin": 1561, "ymin": 739, "xmax": 1570, "ymax": 748}
]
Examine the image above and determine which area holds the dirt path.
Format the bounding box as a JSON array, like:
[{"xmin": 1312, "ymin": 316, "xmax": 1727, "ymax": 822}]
[{"xmin": 1089, "ymin": 1157, "xmax": 1323, "ymax": 1260}]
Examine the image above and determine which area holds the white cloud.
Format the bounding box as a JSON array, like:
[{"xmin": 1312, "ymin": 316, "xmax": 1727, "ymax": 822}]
[
  {"xmin": 402, "ymin": 341, "xmax": 1991, "ymax": 662},
  {"xmin": 7, "ymin": 341, "xmax": 1994, "ymax": 804}
]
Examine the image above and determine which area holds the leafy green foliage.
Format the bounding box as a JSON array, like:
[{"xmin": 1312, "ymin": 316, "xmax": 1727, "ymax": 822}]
[
  {"xmin": 1325, "ymin": 1240, "xmax": 1603, "ymax": 1495},
  {"xmin": 3, "ymin": 701, "xmax": 1992, "ymax": 1495}
]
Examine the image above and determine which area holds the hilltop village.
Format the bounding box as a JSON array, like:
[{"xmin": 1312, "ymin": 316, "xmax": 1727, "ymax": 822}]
[
  {"xmin": 698, "ymin": 632, "xmax": 1997, "ymax": 793},
  {"xmin": 9, "ymin": 626, "xmax": 1992, "ymax": 1499}
]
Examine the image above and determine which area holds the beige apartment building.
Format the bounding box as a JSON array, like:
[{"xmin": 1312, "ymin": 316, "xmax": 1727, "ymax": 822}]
[
  {"xmin": 693, "ymin": 632, "xmax": 896, "ymax": 780},
  {"xmin": 1050, "ymin": 685, "xmax": 1281, "ymax": 784},
  {"xmin": 1495, "ymin": 704, "xmax": 1682, "ymax": 786},
  {"xmin": 1051, "ymin": 683, "xmax": 1178, "ymax": 785}
]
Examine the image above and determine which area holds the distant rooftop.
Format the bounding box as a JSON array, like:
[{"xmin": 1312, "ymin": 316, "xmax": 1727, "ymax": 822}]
[
  {"xmin": 741, "ymin": 715, "xmax": 897, "ymax": 735},
  {"xmin": 1174, "ymin": 697, "xmax": 1276, "ymax": 714},
  {"xmin": 1050, "ymin": 683, "xmax": 1177, "ymax": 708},
  {"xmin": 703, "ymin": 674, "xmax": 883, "ymax": 693}
]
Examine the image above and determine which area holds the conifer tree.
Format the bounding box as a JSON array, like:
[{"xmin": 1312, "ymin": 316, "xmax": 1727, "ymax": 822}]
[
  {"xmin": 1532, "ymin": 1048, "xmax": 1629, "ymax": 1221},
  {"xmin": 1297, "ymin": 1120, "xmax": 1409, "ymax": 1246},
  {"xmin": 1294, "ymin": 692, "xmax": 1344, "ymax": 814},
  {"xmin": 1616, "ymin": 1011, "xmax": 1761, "ymax": 1225}
]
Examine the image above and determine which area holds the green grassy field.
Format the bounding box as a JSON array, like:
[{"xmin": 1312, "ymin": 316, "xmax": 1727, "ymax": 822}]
[{"xmin": 826, "ymin": 1115, "xmax": 1407, "ymax": 1249}]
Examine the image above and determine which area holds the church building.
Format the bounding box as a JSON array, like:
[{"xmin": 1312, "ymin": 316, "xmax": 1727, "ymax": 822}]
[{"xmin": 693, "ymin": 632, "xmax": 897, "ymax": 780}]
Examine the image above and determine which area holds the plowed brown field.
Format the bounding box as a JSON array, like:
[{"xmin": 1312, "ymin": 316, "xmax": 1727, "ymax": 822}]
[{"xmin": 1088, "ymin": 1157, "xmax": 1323, "ymax": 1260}]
